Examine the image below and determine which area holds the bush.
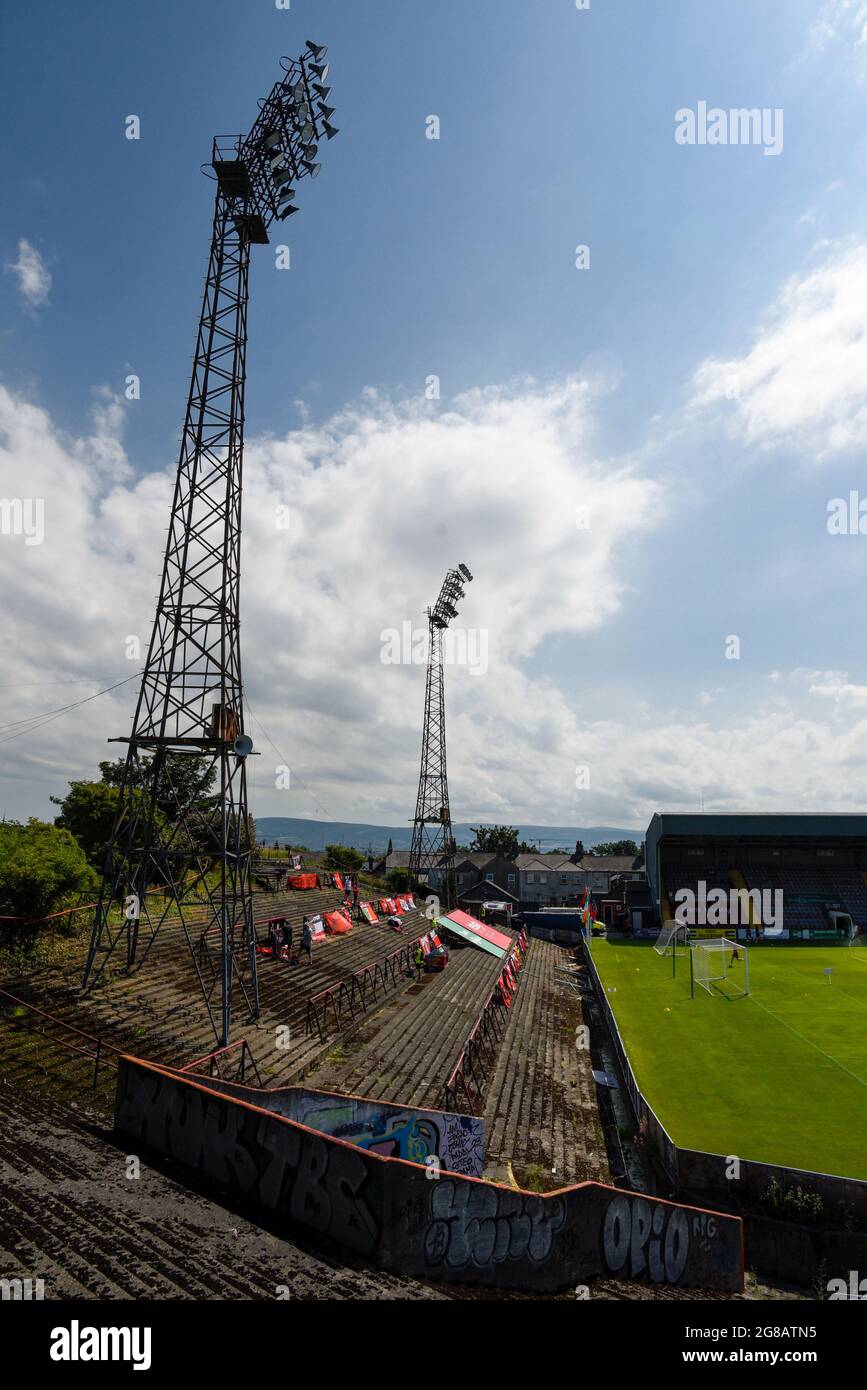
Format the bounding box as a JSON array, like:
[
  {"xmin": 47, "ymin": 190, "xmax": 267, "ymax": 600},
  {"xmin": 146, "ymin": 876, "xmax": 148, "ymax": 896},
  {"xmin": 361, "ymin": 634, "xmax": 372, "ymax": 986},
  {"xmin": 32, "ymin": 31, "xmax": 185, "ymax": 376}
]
[
  {"xmin": 322, "ymin": 843, "xmax": 364, "ymax": 872},
  {"xmin": 0, "ymin": 819, "xmax": 97, "ymax": 921}
]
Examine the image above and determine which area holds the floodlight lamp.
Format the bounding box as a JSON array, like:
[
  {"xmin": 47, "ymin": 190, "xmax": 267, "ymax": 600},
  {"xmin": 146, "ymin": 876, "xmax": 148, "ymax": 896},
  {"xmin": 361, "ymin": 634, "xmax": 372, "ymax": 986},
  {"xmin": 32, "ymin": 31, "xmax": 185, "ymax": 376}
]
[
  {"xmin": 299, "ymin": 121, "xmax": 316, "ymax": 142},
  {"xmin": 273, "ymin": 168, "xmax": 294, "ymax": 188},
  {"xmin": 313, "ymin": 84, "xmax": 332, "ymax": 100},
  {"xmin": 277, "ymin": 186, "xmax": 296, "ymax": 204},
  {"xmin": 270, "ymin": 153, "xmax": 286, "ymax": 171},
  {"xmin": 278, "ymin": 204, "xmax": 300, "ymax": 219},
  {"xmin": 262, "ymin": 130, "xmax": 281, "ymax": 150},
  {"xmin": 458, "ymin": 564, "xmax": 473, "ymax": 581},
  {"xmin": 303, "ymin": 143, "xmax": 319, "ymax": 161},
  {"xmin": 322, "ymin": 121, "xmax": 340, "ymax": 140},
  {"xmin": 306, "ymin": 41, "xmax": 328, "ymax": 61},
  {"xmin": 317, "ymin": 103, "xmax": 336, "ymax": 120},
  {"xmin": 302, "ymin": 160, "xmax": 322, "ymax": 177},
  {"xmin": 310, "ymin": 63, "xmax": 330, "ymax": 81}
]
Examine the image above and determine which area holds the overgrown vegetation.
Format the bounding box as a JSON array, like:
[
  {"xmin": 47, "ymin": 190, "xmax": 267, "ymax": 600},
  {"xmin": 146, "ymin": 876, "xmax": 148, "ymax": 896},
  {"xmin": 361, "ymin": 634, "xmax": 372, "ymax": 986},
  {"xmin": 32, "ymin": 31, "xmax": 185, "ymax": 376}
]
[{"xmin": 0, "ymin": 819, "xmax": 96, "ymax": 921}]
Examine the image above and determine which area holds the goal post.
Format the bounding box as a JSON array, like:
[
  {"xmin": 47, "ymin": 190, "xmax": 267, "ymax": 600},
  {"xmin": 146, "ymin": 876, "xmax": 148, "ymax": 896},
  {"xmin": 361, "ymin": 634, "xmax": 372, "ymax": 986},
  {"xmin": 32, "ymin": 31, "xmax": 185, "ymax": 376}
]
[
  {"xmin": 690, "ymin": 937, "xmax": 749, "ymax": 999},
  {"xmin": 654, "ymin": 919, "xmax": 690, "ymax": 977}
]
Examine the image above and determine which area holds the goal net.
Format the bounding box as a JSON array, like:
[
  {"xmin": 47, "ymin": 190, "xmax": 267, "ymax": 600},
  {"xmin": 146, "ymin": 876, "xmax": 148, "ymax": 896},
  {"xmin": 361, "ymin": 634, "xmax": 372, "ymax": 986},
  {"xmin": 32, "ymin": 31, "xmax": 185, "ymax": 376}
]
[
  {"xmin": 654, "ymin": 920, "xmax": 686, "ymax": 956},
  {"xmin": 691, "ymin": 937, "xmax": 749, "ymax": 998}
]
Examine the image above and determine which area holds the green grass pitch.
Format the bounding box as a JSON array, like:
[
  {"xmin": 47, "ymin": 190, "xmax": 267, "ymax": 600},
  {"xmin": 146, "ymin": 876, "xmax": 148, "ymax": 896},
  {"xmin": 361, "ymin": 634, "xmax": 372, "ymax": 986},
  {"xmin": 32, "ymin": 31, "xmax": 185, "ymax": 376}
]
[{"xmin": 591, "ymin": 938, "xmax": 867, "ymax": 1180}]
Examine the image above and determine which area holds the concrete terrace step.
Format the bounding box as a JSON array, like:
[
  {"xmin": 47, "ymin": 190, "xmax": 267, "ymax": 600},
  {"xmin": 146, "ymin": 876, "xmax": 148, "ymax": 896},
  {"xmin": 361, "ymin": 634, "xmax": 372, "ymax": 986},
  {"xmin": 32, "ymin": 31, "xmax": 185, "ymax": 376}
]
[
  {"xmin": 0, "ymin": 888, "xmax": 432, "ymax": 1099},
  {"xmin": 482, "ymin": 941, "xmax": 611, "ymax": 1190},
  {"xmin": 0, "ymin": 1082, "xmax": 449, "ymax": 1301},
  {"xmin": 303, "ymin": 943, "xmax": 505, "ymax": 1110}
]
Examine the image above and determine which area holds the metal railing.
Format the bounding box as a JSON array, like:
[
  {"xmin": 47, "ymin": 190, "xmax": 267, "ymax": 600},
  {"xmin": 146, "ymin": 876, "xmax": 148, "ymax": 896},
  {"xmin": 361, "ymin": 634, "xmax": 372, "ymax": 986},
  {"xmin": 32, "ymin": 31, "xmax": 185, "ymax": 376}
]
[
  {"xmin": 304, "ymin": 938, "xmax": 424, "ymax": 1042},
  {"xmin": 180, "ymin": 1037, "xmax": 262, "ymax": 1086},
  {"xmin": 0, "ymin": 987, "xmax": 120, "ymax": 1089},
  {"xmin": 442, "ymin": 942, "xmax": 528, "ymax": 1116}
]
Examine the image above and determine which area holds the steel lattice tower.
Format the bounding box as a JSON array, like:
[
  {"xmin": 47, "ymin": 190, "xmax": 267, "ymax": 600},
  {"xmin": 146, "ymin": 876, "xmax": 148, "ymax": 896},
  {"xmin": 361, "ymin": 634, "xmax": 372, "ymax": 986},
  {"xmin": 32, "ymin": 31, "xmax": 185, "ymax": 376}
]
[
  {"xmin": 82, "ymin": 42, "xmax": 339, "ymax": 1047},
  {"xmin": 408, "ymin": 565, "xmax": 474, "ymax": 912}
]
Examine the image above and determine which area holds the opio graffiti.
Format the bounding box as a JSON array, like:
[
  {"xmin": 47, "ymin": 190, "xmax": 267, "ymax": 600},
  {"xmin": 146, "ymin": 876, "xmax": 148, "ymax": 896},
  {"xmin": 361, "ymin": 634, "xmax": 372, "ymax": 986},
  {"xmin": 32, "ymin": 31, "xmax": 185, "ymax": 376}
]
[
  {"xmin": 114, "ymin": 1057, "xmax": 744, "ymax": 1293},
  {"xmin": 602, "ymin": 1195, "xmax": 700, "ymax": 1284}
]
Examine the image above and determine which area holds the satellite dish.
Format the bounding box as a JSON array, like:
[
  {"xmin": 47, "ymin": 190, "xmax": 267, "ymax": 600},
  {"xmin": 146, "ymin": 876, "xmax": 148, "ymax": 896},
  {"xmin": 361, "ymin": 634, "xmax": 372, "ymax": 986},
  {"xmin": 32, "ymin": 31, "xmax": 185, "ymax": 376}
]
[{"xmin": 234, "ymin": 734, "xmax": 254, "ymax": 758}]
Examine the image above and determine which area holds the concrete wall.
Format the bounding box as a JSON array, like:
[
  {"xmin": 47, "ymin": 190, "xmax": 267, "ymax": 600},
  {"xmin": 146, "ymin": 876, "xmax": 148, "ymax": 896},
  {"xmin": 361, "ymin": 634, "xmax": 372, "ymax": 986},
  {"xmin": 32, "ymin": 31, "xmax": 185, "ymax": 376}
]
[
  {"xmin": 677, "ymin": 1147, "xmax": 867, "ymax": 1230},
  {"xmin": 114, "ymin": 1056, "xmax": 743, "ymax": 1293},
  {"xmin": 183, "ymin": 1075, "xmax": 485, "ymax": 1178}
]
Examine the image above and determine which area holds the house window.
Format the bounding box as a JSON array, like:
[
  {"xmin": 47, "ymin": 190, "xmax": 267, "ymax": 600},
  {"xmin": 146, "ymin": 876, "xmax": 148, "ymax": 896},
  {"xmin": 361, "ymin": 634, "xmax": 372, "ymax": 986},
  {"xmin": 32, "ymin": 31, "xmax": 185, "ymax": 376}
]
[
  {"xmin": 538, "ymin": 874, "xmax": 548, "ymax": 884},
  {"xmin": 485, "ymin": 872, "xmax": 493, "ymax": 882},
  {"xmin": 507, "ymin": 873, "xmax": 516, "ymax": 885},
  {"xmin": 457, "ymin": 874, "xmax": 465, "ymax": 885},
  {"xmin": 526, "ymin": 873, "xmax": 535, "ymax": 884}
]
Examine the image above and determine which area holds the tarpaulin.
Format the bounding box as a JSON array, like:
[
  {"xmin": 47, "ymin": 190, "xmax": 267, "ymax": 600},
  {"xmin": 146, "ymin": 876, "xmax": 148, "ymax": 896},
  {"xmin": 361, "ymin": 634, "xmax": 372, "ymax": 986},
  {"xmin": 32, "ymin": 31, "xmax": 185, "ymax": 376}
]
[
  {"xmin": 288, "ymin": 873, "xmax": 319, "ymax": 890},
  {"xmin": 360, "ymin": 903, "xmax": 379, "ymax": 923},
  {"xmin": 437, "ymin": 909, "xmax": 512, "ymax": 959},
  {"xmin": 324, "ymin": 910, "xmax": 352, "ymax": 935},
  {"xmin": 308, "ymin": 914, "xmax": 325, "ymax": 939},
  {"xmin": 333, "ymin": 873, "xmax": 344, "ymax": 891}
]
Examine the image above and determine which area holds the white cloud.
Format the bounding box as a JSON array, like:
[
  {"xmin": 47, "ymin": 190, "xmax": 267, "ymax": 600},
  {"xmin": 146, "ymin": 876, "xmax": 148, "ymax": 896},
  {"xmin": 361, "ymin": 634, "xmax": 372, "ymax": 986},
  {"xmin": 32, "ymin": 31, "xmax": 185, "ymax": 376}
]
[
  {"xmin": 0, "ymin": 376, "xmax": 665, "ymax": 825},
  {"xmin": 808, "ymin": 1, "xmax": 867, "ymax": 72},
  {"xmin": 5, "ymin": 238, "xmax": 51, "ymax": 308},
  {"xmin": 690, "ymin": 243, "xmax": 867, "ymax": 458},
  {"xmin": 7, "ymin": 372, "xmax": 867, "ymax": 832}
]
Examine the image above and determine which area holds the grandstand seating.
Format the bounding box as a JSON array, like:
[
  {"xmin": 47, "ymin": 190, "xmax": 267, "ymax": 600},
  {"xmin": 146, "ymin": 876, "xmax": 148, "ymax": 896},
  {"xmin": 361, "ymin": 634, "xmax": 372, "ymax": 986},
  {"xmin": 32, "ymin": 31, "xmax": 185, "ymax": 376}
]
[{"xmin": 663, "ymin": 855, "xmax": 867, "ymax": 933}]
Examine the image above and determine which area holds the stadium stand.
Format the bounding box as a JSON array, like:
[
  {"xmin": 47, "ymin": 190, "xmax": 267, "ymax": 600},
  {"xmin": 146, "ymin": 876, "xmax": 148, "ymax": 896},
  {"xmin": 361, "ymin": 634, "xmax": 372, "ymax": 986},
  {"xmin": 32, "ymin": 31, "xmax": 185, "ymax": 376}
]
[{"xmin": 646, "ymin": 812, "xmax": 867, "ymax": 937}]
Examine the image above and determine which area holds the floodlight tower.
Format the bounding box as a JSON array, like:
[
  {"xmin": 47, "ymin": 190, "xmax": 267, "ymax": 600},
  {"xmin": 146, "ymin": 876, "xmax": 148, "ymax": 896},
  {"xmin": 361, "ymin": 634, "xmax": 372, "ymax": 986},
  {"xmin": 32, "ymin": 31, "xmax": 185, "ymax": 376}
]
[
  {"xmin": 408, "ymin": 564, "xmax": 474, "ymax": 912},
  {"xmin": 82, "ymin": 42, "xmax": 339, "ymax": 1047}
]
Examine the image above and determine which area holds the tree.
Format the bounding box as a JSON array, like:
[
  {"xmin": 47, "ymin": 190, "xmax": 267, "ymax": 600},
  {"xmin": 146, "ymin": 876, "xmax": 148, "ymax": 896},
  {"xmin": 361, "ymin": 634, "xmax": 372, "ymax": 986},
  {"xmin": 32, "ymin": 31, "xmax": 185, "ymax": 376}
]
[
  {"xmin": 52, "ymin": 778, "xmax": 167, "ymax": 869},
  {"xmin": 323, "ymin": 843, "xmax": 364, "ymax": 872},
  {"xmin": 588, "ymin": 839, "xmax": 640, "ymax": 858},
  {"xmin": 96, "ymin": 755, "xmax": 217, "ymax": 823},
  {"xmin": 52, "ymin": 755, "xmax": 218, "ymax": 868},
  {"xmin": 387, "ymin": 868, "xmax": 410, "ymax": 892},
  {"xmin": 469, "ymin": 825, "xmax": 535, "ymax": 858},
  {"xmin": 0, "ymin": 819, "xmax": 97, "ymax": 920}
]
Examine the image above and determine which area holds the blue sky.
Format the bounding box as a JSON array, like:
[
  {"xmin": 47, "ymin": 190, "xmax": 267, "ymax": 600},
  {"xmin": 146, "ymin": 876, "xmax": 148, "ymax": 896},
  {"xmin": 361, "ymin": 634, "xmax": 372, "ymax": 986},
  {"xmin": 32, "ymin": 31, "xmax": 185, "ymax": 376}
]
[{"xmin": 3, "ymin": 0, "xmax": 867, "ymax": 829}]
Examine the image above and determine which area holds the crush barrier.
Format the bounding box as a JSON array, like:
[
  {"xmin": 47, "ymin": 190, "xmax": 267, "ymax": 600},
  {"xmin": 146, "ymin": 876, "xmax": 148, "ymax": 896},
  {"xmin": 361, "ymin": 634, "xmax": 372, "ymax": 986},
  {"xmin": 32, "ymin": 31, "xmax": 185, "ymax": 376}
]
[{"xmin": 304, "ymin": 938, "xmax": 425, "ymax": 1042}]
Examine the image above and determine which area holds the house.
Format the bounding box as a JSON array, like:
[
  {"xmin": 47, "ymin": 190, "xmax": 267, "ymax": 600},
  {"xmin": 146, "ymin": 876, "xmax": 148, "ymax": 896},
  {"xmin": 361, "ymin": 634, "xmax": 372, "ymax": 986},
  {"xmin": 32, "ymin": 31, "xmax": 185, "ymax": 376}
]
[
  {"xmin": 579, "ymin": 854, "xmax": 644, "ymax": 895},
  {"xmin": 515, "ymin": 854, "xmax": 587, "ymax": 907},
  {"xmin": 384, "ymin": 850, "xmax": 519, "ymax": 906}
]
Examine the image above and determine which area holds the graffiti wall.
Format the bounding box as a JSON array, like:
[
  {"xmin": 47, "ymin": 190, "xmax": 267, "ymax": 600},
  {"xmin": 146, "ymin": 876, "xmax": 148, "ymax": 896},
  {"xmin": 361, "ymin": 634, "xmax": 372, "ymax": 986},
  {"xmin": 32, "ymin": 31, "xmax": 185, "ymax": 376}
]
[
  {"xmin": 115, "ymin": 1057, "xmax": 743, "ymax": 1293},
  {"xmin": 190, "ymin": 1076, "xmax": 485, "ymax": 1178}
]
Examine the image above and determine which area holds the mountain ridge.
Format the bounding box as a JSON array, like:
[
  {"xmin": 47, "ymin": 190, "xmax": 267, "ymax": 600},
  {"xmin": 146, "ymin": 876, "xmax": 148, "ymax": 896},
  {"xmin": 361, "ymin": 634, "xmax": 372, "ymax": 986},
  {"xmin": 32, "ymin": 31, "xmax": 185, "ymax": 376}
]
[{"xmin": 255, "ymin": 816, "xmax": 644, "ymax": 854}]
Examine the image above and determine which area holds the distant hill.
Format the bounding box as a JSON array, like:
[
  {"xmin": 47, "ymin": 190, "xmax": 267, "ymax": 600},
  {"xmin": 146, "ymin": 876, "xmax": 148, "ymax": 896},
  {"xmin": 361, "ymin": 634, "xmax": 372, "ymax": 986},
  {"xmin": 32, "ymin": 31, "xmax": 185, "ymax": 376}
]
[{"xmin": 255, "ymin": 816, "xmax": 643, "ymax": 855}]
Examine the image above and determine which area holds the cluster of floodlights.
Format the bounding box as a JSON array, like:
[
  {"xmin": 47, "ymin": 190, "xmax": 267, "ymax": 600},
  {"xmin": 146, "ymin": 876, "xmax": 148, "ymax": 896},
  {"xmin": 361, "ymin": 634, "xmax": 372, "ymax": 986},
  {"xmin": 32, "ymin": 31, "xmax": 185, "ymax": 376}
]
[
  {"xmin": 431, "ymin": 563, "xmax": 474, "ymax": 629},
  {"xmin": 249, "ymin": 39, "xmax": 339, "ymax": 222}
]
